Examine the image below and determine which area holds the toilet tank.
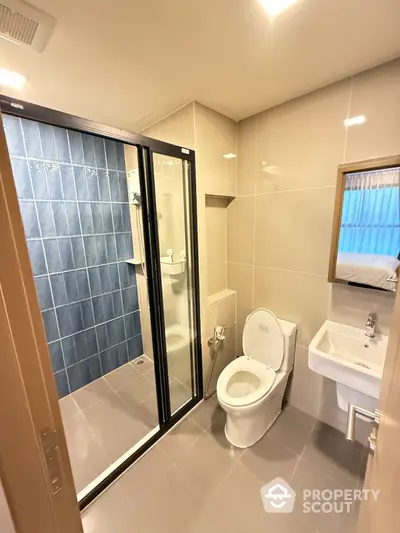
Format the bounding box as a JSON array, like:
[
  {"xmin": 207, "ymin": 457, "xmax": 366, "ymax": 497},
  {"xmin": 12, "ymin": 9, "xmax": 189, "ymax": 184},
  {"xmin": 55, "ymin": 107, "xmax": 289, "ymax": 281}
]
[{"xmin": 277, "ymin": 318, "xmax": 297, "ymax": 372}]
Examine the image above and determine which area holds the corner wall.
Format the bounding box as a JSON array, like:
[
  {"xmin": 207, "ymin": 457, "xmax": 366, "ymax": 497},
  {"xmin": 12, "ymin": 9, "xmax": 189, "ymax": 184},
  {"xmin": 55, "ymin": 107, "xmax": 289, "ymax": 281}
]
[{"xmin": 228, "ymin": 59, "xmax": 399, "ymax": 434}]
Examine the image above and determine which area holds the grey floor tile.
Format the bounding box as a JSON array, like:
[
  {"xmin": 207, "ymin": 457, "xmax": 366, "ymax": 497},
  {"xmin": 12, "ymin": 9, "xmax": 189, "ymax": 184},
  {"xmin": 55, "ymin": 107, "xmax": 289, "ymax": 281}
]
[
  {"xmin": 119, "ymin": 446, "xmax": 172, "ymax": 508},
  {"xmin": 175, "ymin": 430, "xmax": 241, "ymax": 491},
  {"xmin": 240, "ymin": 431, "xmax": 299, "ymax": 484},
  {"xmin": 115, "ymin": 374, "xmax": 155, "ymax": 406},
  {"xmin": 130, "ymin": 355, "xmax": 154, "ymax": 375},
  {"xmin": 159, "ymin": 417, "xmax": 204, "ymax": 463},
  {"xmin": 129, "ymin": 465, "xmax": 203, "ymax": 533},
  {"xmin": 266, "ymin": 404, "xmax": 316, "ymax": 455},
  {"xmin": 302, "ymin": 422, "xmax": 364, "ymax": 488},
  {"xmin": 189, "ymin": 393, "xmax": 224, "ymax": 430},
  {"xmin": 82, "ymin": 481, "xmax": 134, "ymax": 533},
  {"xmin": 72, "ymin": 378, "xmax": 115, "ymax": 411},
  {"xmin": 170, "ymin": 379, "xmax": 192, "ymax": 414},
  {"xmin": 105, "ymin": 362, "xmax": 144, "ymax": 391},
  {"xmin": 58, "ymin": 395, "xmax": 79, "ymax": 422},
  {"xmin": 63, "ymin": 411, "xmax": 110, "ymax": 493}
]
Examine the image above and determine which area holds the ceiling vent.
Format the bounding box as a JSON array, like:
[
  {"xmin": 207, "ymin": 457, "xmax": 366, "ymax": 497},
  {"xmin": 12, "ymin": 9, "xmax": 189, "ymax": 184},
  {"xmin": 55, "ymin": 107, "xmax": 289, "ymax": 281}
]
[{"xmin": 0, "ymin": 0, "xmax": 55, "ymax": 52}]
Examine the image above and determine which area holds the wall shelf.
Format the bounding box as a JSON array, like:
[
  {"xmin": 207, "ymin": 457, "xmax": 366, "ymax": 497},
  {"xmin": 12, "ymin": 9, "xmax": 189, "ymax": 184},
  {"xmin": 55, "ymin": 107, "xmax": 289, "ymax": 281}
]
[{"xmin": 126, "ymin": 258, "xmax": 142, "ymax": 265}]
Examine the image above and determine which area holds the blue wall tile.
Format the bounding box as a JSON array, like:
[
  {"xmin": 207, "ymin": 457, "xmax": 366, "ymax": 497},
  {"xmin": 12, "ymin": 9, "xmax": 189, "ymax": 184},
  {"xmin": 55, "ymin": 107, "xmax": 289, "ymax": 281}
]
[
  {"xmin": 58, "ymin": 238, "xmax": 75, "ymax": 271},
  {"xmin": 52, "ymin": 202, "xmax": 69, "ymax": 236},
  {"xmin": 60, "ymin": 165, "xmax": 76, "ymax": 200},
  {"xmin": 98, "ymin": 169, "xmax": 110, "ymax": 201},
  {"xmin": 105, "ymin": 139, "xmax": 117, "ymax": 170},
  {"xmin": 3, "ymin": 115, "xmax": 25, "ymax": 156},
  {"xmin": 71, "ymin": 237, "xmax": 86, "ymax": 268},
  {"xmin": 35, "ymin": 276, "xmax": 53, "ymax": 310},
  {"xmin": 42, "ymin": 309, "xmax": 59, "ymax": 342},
  {"xmin": 30, "ymin": 160, "xmax": 49, "ymax": 199},
  {"xmin": 65, "ymin": 203, "xmax": 81, "ymax": 235},
  {"xmin": 94, "ymin": 137, "xmax": 106, "ymax": 168},
  {"xmin": 86, "ymin": 168, "xmax": 99, "ymax": 201},
  {"xmin": 79, "ymin": 202, "xmax": 94, "ymax": 234},
  {"xmin": 54, "ymin": 128, "xmax": 71, "ymax": 163},
  {"xmin": 49, "ymin": 341, "xmax": 64, "ymax": 372},
  {"xmin": 46, "ymin": 163, "xmax": 63, "ymax": 200},
  {"xmin": 128, "ymin": 335, "xmax": 143, "ymax": 361},
  {"xmin": 69, "ymin": 131, "xmax": 84, "ymax": 165},
  {"xmin": 43, "ymin": 239, "xmax": 61, "ymax": 273},
  {"xmin": 37, "ymin": 201, "xmax": 56, "ymax": 237},
  {"xmin": 5, "ymin": 118, "xmax": 143, "ymax": 398},
  {"xmin": 27, "ymin": 241, "xmax": 47, "ymax": 276},
  {"xmin": 82, "ymin": 133, "xmax": 96, "ymax": 167},
  {"xmin": 54, "ymin": 370, "xmax": 70, "ymax": 398},
  {"xmin": 11, "ymin": 158, "xmax": 33, "ymax": 199},
  {"xmin": 19, "ymin": 201, "xmax": 40, "ymax": 238},
  {"xmin": 39, "ymin": 123, "xmax": 57, "ymax": 161}
]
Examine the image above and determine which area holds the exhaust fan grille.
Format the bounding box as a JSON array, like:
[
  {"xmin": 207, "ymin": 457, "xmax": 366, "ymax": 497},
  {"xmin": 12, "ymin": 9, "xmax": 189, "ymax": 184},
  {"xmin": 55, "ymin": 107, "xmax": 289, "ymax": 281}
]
[
  {"xmin": 0, "ymin": 0, "xmax": 55, "ymax": 52},
  {"xmin": 0, "ymin": 4, "xmax": 39, "ymax": 45}
]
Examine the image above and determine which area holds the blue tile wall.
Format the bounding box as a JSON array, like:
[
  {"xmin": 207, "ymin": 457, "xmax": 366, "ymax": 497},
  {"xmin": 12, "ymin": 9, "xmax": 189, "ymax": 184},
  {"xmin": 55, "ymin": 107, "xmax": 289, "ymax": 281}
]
[{"xmin": 3, "ymin": 115, "xmax": 143, "ymax": 398}]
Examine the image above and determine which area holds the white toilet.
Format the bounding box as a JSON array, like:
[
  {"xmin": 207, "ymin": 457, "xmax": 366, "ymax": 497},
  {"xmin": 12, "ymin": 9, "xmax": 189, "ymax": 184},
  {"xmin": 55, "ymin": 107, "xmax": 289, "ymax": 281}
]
[{"xmin": 216, "ymin": 308, "xmax": 297, "ymax": 448}]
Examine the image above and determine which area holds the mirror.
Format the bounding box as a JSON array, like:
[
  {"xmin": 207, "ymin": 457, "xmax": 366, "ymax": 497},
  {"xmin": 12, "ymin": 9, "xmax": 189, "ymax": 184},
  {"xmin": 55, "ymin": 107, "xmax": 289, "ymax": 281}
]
[{"xmin": 329, "ymin": 155, "xmax": 400, "ymax": 292}]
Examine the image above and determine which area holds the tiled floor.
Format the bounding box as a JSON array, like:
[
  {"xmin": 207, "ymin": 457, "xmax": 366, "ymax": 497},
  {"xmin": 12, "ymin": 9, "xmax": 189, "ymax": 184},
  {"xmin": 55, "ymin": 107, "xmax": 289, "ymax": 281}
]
[
  {"xmin": 81, "ymin": 396, "xmax": 367, "ymax": 533},
  {"xmin": 59, "ymin": 355, "xmax": 191, "ymax": 493}
]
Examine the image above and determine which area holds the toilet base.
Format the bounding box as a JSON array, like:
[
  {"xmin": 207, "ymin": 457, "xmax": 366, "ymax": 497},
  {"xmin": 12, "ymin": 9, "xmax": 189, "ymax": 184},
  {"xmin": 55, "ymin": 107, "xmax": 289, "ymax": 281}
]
[{"xmin": 221, "ymin": 375, "xmax": 288, "ymax": 448}]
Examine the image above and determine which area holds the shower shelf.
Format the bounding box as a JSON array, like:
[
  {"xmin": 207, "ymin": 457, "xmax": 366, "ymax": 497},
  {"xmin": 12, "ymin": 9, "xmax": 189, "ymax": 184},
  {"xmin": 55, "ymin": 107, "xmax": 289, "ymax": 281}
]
[{"xmin": 126, "ymin": 258, "xmax": 142, "ymax": 266}]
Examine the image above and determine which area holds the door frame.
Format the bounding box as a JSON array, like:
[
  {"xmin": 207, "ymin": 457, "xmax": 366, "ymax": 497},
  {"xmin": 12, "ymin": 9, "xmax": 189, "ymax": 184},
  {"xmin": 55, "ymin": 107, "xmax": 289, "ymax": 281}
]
[{"xmin": 0, "ymin": 94, "xmax": 203, "ymax": 511}]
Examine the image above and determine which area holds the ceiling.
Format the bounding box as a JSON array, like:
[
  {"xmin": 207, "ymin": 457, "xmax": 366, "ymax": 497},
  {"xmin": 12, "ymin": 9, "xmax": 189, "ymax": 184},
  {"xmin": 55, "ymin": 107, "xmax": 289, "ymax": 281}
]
[{"xmin": 1, "ymin": 0, "xmax": 399, "ymax": 132}]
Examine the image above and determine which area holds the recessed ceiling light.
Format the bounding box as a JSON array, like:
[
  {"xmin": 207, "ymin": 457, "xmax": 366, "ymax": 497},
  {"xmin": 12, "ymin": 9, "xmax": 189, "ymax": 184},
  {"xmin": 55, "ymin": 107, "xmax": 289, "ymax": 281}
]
[
  {"xmin": 258, "ymin": 0, "xmax": 296, "ymax": 17},
  {"xmin": 344, "ymin": 115, "xmax": 366, "ymax": 127},
  {"xmin": 223, "ymin": 153, "xmax": 237, "ymax": 159},
  {"xmin": 0, "ymin": 68, "xmax": 26, "ymax": 90}
]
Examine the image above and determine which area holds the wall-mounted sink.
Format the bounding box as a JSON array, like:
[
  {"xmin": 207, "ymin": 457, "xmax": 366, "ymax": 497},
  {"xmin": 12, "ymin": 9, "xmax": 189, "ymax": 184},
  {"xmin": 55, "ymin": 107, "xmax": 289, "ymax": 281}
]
[{"xmin": 309, "ymin": 321, "xmax": 388, "ymax": 414}]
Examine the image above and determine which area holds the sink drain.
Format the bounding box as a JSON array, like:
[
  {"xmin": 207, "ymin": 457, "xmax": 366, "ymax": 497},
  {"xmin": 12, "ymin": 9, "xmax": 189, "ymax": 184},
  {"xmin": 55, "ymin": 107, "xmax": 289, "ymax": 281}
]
[{"xmin": 355, "ymin": 362, "xmax": 370, "ymax": 369}]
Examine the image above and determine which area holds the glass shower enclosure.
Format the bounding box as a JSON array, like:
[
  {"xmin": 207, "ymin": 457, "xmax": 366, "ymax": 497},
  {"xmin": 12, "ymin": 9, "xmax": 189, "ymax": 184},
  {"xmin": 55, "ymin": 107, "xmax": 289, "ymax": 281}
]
[{"xmin": 0, "ymin": 94, "xmax": 203, "ymax": 509}]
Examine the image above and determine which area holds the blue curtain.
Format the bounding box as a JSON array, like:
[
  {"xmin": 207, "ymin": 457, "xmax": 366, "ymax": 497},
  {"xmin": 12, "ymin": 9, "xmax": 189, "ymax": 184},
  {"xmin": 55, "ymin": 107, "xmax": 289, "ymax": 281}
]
[{"xmin": 338, "ymin": 168, "xmax": 400, "ymax": 256}]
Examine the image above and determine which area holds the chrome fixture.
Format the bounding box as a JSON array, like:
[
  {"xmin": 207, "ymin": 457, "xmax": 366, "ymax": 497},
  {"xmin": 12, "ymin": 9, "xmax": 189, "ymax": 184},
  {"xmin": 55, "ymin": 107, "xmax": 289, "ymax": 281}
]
[
  {"xmin": 365, "ymin": 313, "xmax": 377, "ymax": 338},
  {"xmin": 346, "ymin": 404, "xmax": 380, "ymax": 453}
]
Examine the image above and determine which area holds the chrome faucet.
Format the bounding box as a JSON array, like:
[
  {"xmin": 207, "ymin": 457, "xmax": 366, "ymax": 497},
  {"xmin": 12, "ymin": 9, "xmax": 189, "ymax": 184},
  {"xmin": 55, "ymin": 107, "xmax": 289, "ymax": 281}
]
[{"xmin": 365, "ymin": 313, "xmax": 377, "ymax": 338}]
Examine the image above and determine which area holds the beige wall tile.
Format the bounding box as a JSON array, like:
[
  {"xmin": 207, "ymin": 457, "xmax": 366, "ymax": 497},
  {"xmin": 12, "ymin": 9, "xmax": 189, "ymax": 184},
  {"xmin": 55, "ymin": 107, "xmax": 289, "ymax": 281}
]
[
  {"xmin": 288, "ymin": 344, "xmax": 322, "ymax": 418},
  {"xmin": 142, "ymin": 103, "xmax": 195, "ymax": 150},
  {"xmin": 207, "ymin": 263, "xmax": 227, "ymax": 296},
  {"xmin": 237, "ymin": 115, "xmax": 258, "ymax": 196},
  {"xmin": 254, "ymin": 187, "xmax": 336, "ymax": 276},
  {"xmin": 195, "ymin": 102, "xmax": 237, "ymax": 196},
  {"xmin": 256, "ymin": 79, "xmax": 350, "ymax": 194},
  {"xmin": 254, "ymin": 266, "xmax": 331, "ymax": 346},
  {"xmin": 227, "ymin": 262, "xmax": 253, "ymax": 356},
  {"xmin": 227, "ymin": 196, "xmax": 255, "ymax": 265},
  {"xmin": 205, "ymin": 197, "xmax": 227, "ymax": 266},
  {"xmin": 345, "ymin": 59, "xmax": 400, "ymax": 162},
  {"xmin": 328, "ymin": 284, "xmax": 395, "ymax": 335}
]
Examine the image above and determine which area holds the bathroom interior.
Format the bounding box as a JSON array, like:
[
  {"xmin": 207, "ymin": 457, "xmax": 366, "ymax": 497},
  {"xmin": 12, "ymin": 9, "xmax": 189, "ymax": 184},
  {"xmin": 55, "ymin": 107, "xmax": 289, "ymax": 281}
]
[{"xmin": 1, "ymin": 2, "xmax": 400, "ymax": 533}]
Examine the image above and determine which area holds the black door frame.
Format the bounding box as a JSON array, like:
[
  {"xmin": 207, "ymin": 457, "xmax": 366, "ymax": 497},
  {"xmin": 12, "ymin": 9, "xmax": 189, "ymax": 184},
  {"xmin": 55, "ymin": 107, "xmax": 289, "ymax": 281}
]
[{"xmin": 0, "ymin": 95, "xmax": 203, "ymax": 509}]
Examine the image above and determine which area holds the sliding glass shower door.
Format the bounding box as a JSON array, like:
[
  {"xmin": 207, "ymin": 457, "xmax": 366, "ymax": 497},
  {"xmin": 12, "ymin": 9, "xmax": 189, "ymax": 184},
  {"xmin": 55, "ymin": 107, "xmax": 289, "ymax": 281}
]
[{"xmin": 151, "ymin": 152, "xmax": 201, "ymax": 415}]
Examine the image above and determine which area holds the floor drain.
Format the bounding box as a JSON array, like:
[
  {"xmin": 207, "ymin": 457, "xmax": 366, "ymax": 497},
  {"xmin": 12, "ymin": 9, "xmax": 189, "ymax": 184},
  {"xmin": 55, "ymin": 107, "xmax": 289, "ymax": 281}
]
[
  {"xmin": 355, "ymin": 362, "xmax": 370, "ymax": 369},
  {"xmin": 136, "ymin": 360, "xmax": 144, "ymax": 365}
]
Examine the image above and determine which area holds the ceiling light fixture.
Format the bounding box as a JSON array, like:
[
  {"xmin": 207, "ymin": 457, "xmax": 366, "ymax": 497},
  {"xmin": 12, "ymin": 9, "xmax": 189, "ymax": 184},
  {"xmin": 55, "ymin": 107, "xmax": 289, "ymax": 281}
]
[
  {"xmin": 0, "ymin": 68, "xmax": 26, "ymax": 90},
  {"xmin": 223, "ymin": 153, "xmax": 237, "ymax": 159},
  {"xmin": 344, "ymin": 115, "xmax": 366, "ymax": 127},
  {"xmin": 258, "ymin": 0, "xmax": 296, "ymax": 17}
]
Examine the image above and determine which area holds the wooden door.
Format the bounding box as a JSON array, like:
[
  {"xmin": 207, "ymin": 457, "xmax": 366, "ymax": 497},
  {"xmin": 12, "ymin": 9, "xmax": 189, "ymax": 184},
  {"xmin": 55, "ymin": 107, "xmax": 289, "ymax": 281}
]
[
  {"xmin": 0, "ymin": 113, "xmax": 83, "ymax": 533},
  {"xmin": 358, "ymin": 287, "xmax": 400, "ymax": 531}
]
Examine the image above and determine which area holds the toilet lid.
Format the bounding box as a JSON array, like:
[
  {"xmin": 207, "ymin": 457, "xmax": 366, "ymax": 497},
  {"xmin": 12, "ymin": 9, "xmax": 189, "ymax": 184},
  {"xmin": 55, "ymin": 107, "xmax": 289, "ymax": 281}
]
[{"xmin": 242, "ymin": 308, "xmax": 284, "ymax": 370}]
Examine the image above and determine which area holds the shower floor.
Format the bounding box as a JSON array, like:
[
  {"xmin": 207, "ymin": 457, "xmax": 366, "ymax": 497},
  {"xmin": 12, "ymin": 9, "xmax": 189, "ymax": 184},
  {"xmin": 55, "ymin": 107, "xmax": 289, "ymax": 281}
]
[{"xmin": 59, "ymin": 355, "xmax": 191, "ymax": 494}]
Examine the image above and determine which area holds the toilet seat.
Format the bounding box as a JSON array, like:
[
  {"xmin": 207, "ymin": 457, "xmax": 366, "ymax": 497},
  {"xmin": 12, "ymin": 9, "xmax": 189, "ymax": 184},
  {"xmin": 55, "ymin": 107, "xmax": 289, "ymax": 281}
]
[{"xmin": 217, "ymin": 357, "xmax": 276, "ymax": 407}]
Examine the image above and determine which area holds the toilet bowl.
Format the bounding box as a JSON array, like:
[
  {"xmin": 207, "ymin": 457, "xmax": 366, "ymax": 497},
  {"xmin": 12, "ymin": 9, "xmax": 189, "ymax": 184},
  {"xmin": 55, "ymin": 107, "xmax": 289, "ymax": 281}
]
[{"xmin": 216, "ymin": 309, "xmax": 297, "ymax": 448}]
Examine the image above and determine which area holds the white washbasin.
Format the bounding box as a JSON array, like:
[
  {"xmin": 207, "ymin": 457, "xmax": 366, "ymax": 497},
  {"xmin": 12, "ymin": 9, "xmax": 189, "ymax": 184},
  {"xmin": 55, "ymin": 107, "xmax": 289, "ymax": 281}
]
[{"xmin": 309, "ymin": 321, "xmax": 388, "ymax": 412}]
